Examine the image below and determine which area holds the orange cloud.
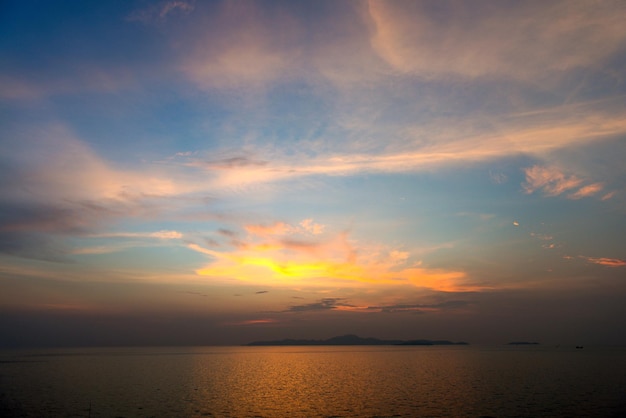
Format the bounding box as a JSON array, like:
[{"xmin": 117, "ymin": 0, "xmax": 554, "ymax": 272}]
[
  {"xmin": 523, "ymin": 166, "xmax": 607, "ymax": 200},
  {"xmin": 568, "ymin": 183, "xmax": 604, "ymax": 200},
  {"xmin": 245, "ymin": 222, "xmax": 294, "ymax": 237},
  {"xmin": 300, "ymin": 219, "xmax": 325, "ymax": 235},
  {"xmin": 580, "ymin": 256, "xmax": 626, "ymax": 267},
  {"xmin": 523, "ymin": 165, "xmax": 582, "ymax": 196},
  {"xmin": 190, "ymin": 230, "xmax": 472, "ymax": 292}
]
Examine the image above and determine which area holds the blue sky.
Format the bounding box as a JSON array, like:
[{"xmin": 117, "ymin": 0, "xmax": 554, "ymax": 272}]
[{"xmin": 1, "ymin": 0, "xmax": 626, "ymax": 346}]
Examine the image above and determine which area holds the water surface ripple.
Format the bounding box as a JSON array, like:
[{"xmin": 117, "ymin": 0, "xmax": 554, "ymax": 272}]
[{"xmin": 1, "ymin": 345, "xmax": 625, "ymax": 417}]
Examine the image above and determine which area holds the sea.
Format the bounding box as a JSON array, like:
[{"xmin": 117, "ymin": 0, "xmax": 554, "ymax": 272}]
[{"xmin": 1, "ymin": 345, "xmax": 625, "ymax": 417}]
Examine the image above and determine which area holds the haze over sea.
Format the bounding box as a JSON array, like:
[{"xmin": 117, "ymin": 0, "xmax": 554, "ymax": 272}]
[{"xmin": 2, "ymin": 345, "xmax": 626, "ymax": 417}]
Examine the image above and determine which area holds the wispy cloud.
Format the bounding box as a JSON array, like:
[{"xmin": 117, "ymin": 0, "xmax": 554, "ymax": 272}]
[
  {"xmin": 523, "ymin": 165, "xmax": 606, "ymax": 199},
  {"xmin": 523, "ymin": 166, "xmax": 582, "ymax": 196},
  {"xmin": 244, "ymin": 219, "xmax": 326, "ymax": 238},
  {"xmin": 285, "ymin": 298, "xmax": 351, "ymax": 312},
  {"xmin": 280, "ymin": 298, "xmax": 469, "ymax": 315},
  {"xmin": 366, "ymin": 300, "xmax": 468, "ymax": 314},
  {"xmin": 579, "ymin": 256, "xmax": 626, "ymax": 268},
  {"xmin": 223, "ymin": 318, "xmax": 278, "ymax": 326},
  {"xmin": 165, "ymin": 101, "xmax": 626, "ymax": 191},
  {"xmin": 368, "ymin": 0, "xmax": 626, "ymax": 81},
  {"xmin": 568, "ymin": 183, "xmax": 605, "ymax": 200},
  {"xmin": 127, "ymin": 0, "xmax": 195, "ymax": 23},
  {"xmin": 177, "ymin": 1, "xmax": 298, "ymax": 90},
  {"xmin": 0, "ymin": 126, "xmax": 200, "ymax": 261},
  {"xmin": 91, "ymin": 230, "xmax": 183, "ymax": 240},
  {"xmin": 154, "ymin": 0, "xmax": 626, "ymax": 92},
  {"xmin": 601, "ymin": 191, "xmax": 617, "ymax": 201},
  {"xmin": 179, "ymin": 291, "xmax": 207, "ymax": 297}
]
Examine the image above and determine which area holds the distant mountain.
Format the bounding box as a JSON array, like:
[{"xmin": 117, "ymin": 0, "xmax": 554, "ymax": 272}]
[{"xmin": 246, "ymin": 334, "xmax": 468, "ymax": 346}]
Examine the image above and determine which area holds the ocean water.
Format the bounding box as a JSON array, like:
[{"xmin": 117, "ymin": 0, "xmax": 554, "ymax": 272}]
[{"xmin": 1, "ymin": 345, "xmax": 625, "ymax": 417}]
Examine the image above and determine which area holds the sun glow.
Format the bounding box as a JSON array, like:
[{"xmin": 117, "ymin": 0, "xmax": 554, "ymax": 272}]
[{"xmin": 195, "ymin": 252, "xmax": 471, "ymax": 291}]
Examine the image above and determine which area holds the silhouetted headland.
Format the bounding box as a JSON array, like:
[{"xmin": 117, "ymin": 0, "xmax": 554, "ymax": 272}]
[{"xmin": 245, "ymin": 334, "xmax": 469, "ymax": 346}]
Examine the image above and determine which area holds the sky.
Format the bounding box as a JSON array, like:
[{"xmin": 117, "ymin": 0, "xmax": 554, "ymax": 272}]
[{"xmin": 1, "ymin": 0, "xmax": 626, "ymax": 347}]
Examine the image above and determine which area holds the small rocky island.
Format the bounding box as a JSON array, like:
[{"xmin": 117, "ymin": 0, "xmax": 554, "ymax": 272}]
[{"xmin": 246, "ymin": 334, "xmax": 468, "ymax": 346}]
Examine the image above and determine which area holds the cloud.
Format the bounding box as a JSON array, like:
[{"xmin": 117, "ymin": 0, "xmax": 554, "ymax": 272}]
[
  {"xmin": 285, "ymin": 298, "xmax": 351, "ymax": 312},
  {"xmin": 197, "ymin": 156, "xmax": 269, "ymax": 170},
  {"xmin": 522, "ymin": 165, "xmax": 583, "ymax": 196},
  {"xmin": 245, "ymin": 222, "xmax": 295, "ymax": 237},
  {"xmin": 165, "ymin": 100, "xmax": 626, "ymax": 191},
  {"xmin": 1, "ymin": 125, "xmax": 185, "ymax": 204},
  {"xmin": 567, "ymin": 183, "xmax": 604, "ymax": 200},
  {"xmin": 179, "ymin": 291, "xmax": 207, "ymax": 297},
  {"xmin": 367, "ymin": 300, "xmax": 468, "ymax": 314},
  {"xmin": 300, "ymin": 219, "xmax": 325, "ymax": 235},
  {"xmin": 244, "ymin": 219, "xmax": 326, "ymax": 238},
  {"xmin": 191, "ymin": 227, "xmax": 472, "ymax": 292},
  {"xmin": 93, "ymin": 230, "xmax": 183, "ymax": 240},
  {"xmin": 489, "ymin": 170, "xmax": 508, "ymax": 185},
  {"xmin": 368, "ymin": 0, "xmax": 626, "ymax": 81},
  {"xmin": 0, "ymin": 200, "xmax": 117, "ymax": 261},
  {"xmin": 601, "ymin": 191, "xmax": 617, "ymax": 201},
  {"xmin": 127, "ymin": 0, "xmax": 195, "ymax": 23},
  {"xmin": 178, "ymin": 2, "xmax": 299, "ymax": 90},
  {"xmin": 389, "ymin": 250, "xmax": 409, "ymax": 263},
  {"xmin": 0, "ymin": 231, "xmax": 72, "ymax": 263},
  {"xmin": 224, "ymin": 318, "xmax": 277, "ymax": 326},
  {"xmin": 68, "ymin": 230, "xmax": 184, "ymax": 255},
  {"xmin": 217, "ymin": 228, "xmax": 237, "ymax": 238},
  {"xmin": 163, "ymin": 1, "xmax": 626, "ymax": 93},
  {"xmin": 280, "ymin": 298, "xmax": 469, "ymax": 315},
  {"xmin": 580, "ymin": 256, "xmax": 626, "ymax": 268},
  {"xmin": 0, "ymin": 125, "xmax": 204, "ymax": 261},
  {"xmin": 523, "ymin": 165, "xmax": 606, "ymax": 199}
]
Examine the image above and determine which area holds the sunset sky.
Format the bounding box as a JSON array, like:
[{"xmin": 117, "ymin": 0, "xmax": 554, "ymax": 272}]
[{"xmin": 1, "ymin": 0, "xmax": 626, "ymax": 347}]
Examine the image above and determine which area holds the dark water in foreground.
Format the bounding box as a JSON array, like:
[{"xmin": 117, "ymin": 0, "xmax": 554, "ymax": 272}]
[{"xmin": 1, "ymin": 345, "xmax": 625, "ymax": 417}]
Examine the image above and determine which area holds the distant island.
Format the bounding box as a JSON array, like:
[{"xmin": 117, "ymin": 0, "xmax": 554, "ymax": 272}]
[
  {"xmin": 507, "ymin": 341, "xmax": 540, "ymax": 345},
  {"xmin": 246, "ymin": 334, "xmax": 469, "ymax": 346}
]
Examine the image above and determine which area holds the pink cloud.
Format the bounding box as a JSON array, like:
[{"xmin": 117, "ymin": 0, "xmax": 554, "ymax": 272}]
[
  {"xmin": 179, "ymin": 2, "xmax": 298, "ymax": 90},
  {"xmin": 245, "ymin": 222, "xmax": 294, "ymax": 237},
  {"xmin": 523, "ymin": 165, "xmax": 582, "ymax": 196},
  {"xmin": 601, "ymin": 191, "xmax": 617, "ymax": 201},
  {"xmin": 523, "ymin": 166, "xmax": 608, "ymax": 200},
  {"xmin": 580, "ymin": 256, "xmax": 626, "ymax": 267},
  {"xmin": 568, "ymin": 183, "xmax": 604, "ymax": 200},
  {"xmin": 300, "ymin": 219, "xmax": 325, "ymax": 235},
  {"xmin": 368, "ymin": 1, "xmax": 626, "ymax": 80}
]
